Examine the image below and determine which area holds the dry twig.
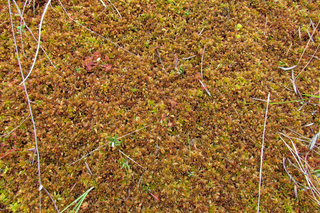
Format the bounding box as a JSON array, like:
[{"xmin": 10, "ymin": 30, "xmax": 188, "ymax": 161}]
[{"xmin": 257, "ymin": 93, "xmax": 270, "ymax": 213}]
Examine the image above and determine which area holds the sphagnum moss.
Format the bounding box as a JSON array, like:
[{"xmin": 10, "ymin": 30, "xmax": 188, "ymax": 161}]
[{"xmin": 2, "ymin": 0, "xmax": 320, "ymax": 212}]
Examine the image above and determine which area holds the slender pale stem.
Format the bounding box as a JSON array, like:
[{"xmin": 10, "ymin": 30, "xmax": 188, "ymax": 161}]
[
  {"xmin": 8, "ymin": 0, "xmax": 43, "ymax": 211},
  {"xmin": 257, "ymin": 93, "xmax": 270, "ymax": 213}
]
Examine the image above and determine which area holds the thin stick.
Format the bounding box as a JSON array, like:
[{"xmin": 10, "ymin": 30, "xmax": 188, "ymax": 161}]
[
  {"xmin": 296, "ymin": 43, "xmax": 320, "ymax": 78},
  {"xmin": 17, "ymin": 0, "xmax": 28, "ymax": 56},
  {"xmin": 257, "ymin": 93, "xmax": 270, "ymax": 213},
  {"xmin": 70, "ymin": 183, "xmax": 77, "ymax": 192},
  {"xmin": 98, "ymin": 0, "xmax": 108, "ymax": 9},
  {"xmin": 280, "ymin": 134, "xmax": 320, "ymax": 202},
  {"xmin": 199, "ymin": 79, "xmax": 211, "ymax": 97},
  {"xmin": 85, "ymin": 161, "xmax": 93, "ymax": 175},
  {"xmin": 42, "ymin": 187, "xmax": 59, "ymax": 213},
  {"xmin": 291, "ymin": 70, "xmax": 298, "ymax": 95},
  {"xmin": 307, "ymin": 29, "xmax": 314, "ymax": 42},
  {"xmin": 8, "ymin": 0, "xmax": 43, "ymax": 211},
  {"xmin": 32, "ymin": 0, "xmax": 35, "ymax": 15},
  {"xmin": 99, "ymin": 0, "xmax": 122, "ymax": 18},
  {"xmin": 107, "ymin": 0, "xmax": 122, "ymax": 18},
  {"xmin": 0, "ymin": 115, "xmax": 30, "ymax": 138},
  {"xmin": 311, "ymin": 55, "xmax": 320, "ymax": 60},
  {"xmin": 118, "ymin": 125, "xmax": 151, "ymax": 140},
  {"xmin": 198, "ymin": 27, "xmax": 205, "ymax": 36},
  {"xmin": 20, "ymin": 0, "xmax": 52, "ymax": 85},
  {"xmin": 12, "ymin": 0, "xmax": 56, "ymax": 69},
  {"xmin": 291, "ymin": 69, "xmax": 304, "ymax": 100},
  {"xmin": 285, "ymin": 42, "xmax": 292, "ymax": 56},
  {"xmin": 297, "ymin": 20, "xmax": 320, "ymax": 65},
  {"xmin": 119, "ymin": 150, "xmax": 145, "ymax": 170},
  {"xmin": 137, "ymin": 173, "xmax": 144, "ymax": 189},
  {"xmin": 200, "ymin": 46, "xmax": 205, "ymax": 79},
  {"xmin": 148, "ymin": 190, "xmax": 158, "ymax": 201},
  {"xmin": 298, "ymin": 26, "xmax": 301, "ymax": 40},
  {"xmin": 182, "ymin": 55, "xmax": 196, "ymax": 60},
  {"xmin": 278, "ymin": 65, "xmax": 297, "ymax": 71},
  {"xmin": 310, "ymin": 18, "xmax": 316, "ymax": 30},
  {"xmin": 251, "ymin": 97, "xmax": 267, "ymax": 103}
]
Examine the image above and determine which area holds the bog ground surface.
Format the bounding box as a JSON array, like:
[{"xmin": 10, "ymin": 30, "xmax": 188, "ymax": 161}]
[{"xmin": 1, "ymin": 0, "xmax": 320, "ymax": 212}]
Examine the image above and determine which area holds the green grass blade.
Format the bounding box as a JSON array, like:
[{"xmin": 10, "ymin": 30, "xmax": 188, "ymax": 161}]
[
  {"xmin": 72, "ymin": 188, "xmax": 92, "ymax": 213},
  {"xmin": 269, "ymin": 99, "xmax": 306, "ymax": 105},
  {"xmin": 60, "ymin": 186, "xmax": 94, "ymax": 213},
  {"xmin": 303, "ymin": 94, "xmax": 320, "ymax": 98}
]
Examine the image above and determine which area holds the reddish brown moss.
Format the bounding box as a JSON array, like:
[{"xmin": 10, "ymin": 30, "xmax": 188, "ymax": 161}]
[{"xmin": 1, "ymin": 0, "xmax": 320, "ymax": 212}]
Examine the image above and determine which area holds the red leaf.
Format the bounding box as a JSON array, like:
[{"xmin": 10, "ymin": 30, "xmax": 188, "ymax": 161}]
[
  {"xmin": 84, "ymin": 56, "xmax": 95, "ymax": 71},
  {"xmin": 93, "ymin": 51, "xmax": 101, "ymax": 60},
  {"xmin": 104, "ymin": 64, "xmax": 112, "ymax": 72}
]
